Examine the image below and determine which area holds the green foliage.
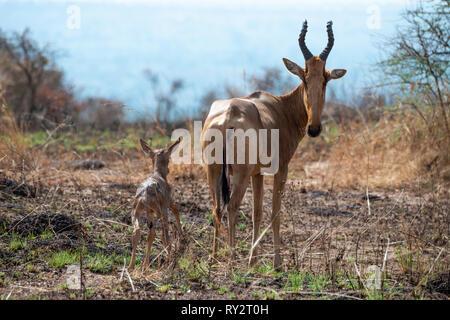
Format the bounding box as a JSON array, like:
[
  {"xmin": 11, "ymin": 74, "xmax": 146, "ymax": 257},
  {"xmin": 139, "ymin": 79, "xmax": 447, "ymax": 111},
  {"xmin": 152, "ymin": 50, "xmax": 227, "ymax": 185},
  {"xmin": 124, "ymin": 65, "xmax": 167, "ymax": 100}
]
[
  {"xmin": 284, "ymin": 271, "xmax": 330, "ymax": 293},
  {"xmin": 48, "ymin": 250, "xmax": 80, "ymax": 268},
  {"xmin": 285, "ymin": 271, "xmax": 306, "ymax": 292},
  {"xmin": 8, "ymin": 237, "xmax": 27, "ymax": 252},
  {"xmin": 86, "ymin": 253, "xmax": 114, "ymax": 274},
  {"xmin": 24, "ymin": 131, "xmax": 48, "ymax": 147},
  {"xmin": 377, "ymin": 0, "xmax": 449, "ymax": 141},
  {"xmin": 178, "ymin": 256, "xmax": 208, "ymax": 282},
  {"xmin": 231, "ymin": 270, "xmax": 249, "ymax": 285},
  {"xmin": 218, "ymin": 286, "xmax": 228, "ymax": 295},
  {"xmin": 40, "ymin": 229, "xmax": 53, "ymax": 240}
]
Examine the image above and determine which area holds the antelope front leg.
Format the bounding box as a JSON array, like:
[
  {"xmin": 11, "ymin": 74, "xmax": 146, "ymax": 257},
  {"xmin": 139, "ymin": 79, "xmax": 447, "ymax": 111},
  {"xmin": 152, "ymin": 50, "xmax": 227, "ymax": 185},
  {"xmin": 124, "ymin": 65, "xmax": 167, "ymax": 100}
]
[
  {"xmin": 272, "ymin": 169, "xmax": 287, "ymax": 270},
  {"xmin": 249, "ymin": 174, "xmax": 264, "ymax": 267}
]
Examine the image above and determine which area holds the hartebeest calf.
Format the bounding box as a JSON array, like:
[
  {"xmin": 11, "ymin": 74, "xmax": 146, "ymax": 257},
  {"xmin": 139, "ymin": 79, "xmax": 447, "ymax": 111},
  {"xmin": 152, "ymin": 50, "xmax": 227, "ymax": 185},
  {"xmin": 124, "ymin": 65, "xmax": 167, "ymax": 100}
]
[
  {"xmin": 201, "ymin": 21, "xmax": 346, "ymax": 269},
  {"xmin": 129, "ymin": 137, "xmax": 183, "ymax": 271}
]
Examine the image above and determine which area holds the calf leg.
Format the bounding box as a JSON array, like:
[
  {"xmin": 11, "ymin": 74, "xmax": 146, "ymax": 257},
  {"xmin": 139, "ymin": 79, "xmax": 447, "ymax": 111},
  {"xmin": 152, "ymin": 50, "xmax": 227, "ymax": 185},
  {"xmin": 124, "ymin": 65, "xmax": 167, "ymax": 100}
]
[
  {"xmin": 169, "ymin": 202, "xmax": 184, "ymax": 238},
  {"xmin": 129, "ymin": 203, "xmax": 142, "ymax": 271},
  {"xmin": 159, "ymin": 206, "xmax": 171, "ymax": 255},
  {"xmin": 143, "ymin": 209, "xmax": 156, "ymax": 271}
]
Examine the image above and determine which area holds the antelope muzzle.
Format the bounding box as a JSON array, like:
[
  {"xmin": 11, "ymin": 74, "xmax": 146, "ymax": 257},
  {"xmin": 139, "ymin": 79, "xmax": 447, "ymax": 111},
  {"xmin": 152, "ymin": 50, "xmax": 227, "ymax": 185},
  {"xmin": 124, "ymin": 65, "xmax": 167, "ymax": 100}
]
[{"xmin": 307, "ymin": 124, "xmax": 322, "ymax": 138}]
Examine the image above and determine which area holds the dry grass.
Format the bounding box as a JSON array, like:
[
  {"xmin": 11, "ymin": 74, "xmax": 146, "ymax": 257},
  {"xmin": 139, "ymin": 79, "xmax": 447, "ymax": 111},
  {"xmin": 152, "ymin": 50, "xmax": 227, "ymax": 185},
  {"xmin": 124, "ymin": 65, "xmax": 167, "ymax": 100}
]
[
  {"xmin": 290, "ymin": 108, "xmax": 449, "ymax": 194},
  {"xmin": 0, "ymin": 97, "xmax": 448, "ymax": 300}
]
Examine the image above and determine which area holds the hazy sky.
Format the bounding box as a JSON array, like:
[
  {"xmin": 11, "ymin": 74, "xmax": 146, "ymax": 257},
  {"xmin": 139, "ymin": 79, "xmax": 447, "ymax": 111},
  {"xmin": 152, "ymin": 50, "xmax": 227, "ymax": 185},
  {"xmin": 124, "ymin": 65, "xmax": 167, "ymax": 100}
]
[{"xmin": 0, "ymin": 0, "xmax": 417, "ymax": 118}]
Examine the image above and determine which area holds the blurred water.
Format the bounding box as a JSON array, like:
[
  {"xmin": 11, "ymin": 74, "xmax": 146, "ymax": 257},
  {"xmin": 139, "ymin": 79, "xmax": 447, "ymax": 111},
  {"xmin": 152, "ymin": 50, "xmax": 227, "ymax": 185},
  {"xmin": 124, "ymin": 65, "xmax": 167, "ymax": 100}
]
[{"xmin": 0, "ymin": 0, "xmax": 413, "ymax": 119}]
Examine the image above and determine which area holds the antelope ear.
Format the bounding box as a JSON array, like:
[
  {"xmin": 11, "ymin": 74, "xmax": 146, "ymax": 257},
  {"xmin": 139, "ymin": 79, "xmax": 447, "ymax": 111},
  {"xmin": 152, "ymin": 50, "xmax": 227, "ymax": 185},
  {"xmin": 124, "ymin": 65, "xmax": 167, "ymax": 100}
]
[
  {"xmin": 140, "ymin": 138, "xmax": 154, "ymax": 157},
  {"xmin": 326, "ymin": 69, "xmax": 347, "ymax": 80},
  {"xmin": 282, "ymin": 58, "xmax": 306, "ymax": 80},
  {"xmin": 166, "ymin": 137, "xmax": 182, "ymax": 155}
]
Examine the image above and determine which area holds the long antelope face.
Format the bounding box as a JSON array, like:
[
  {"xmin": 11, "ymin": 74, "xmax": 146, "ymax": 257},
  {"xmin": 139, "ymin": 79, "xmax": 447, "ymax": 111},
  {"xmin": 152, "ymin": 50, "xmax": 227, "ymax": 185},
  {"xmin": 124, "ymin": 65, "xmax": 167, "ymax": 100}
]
[{"xmin": 283, "ymin": 21, "xmax": 347, "ymax": 138}]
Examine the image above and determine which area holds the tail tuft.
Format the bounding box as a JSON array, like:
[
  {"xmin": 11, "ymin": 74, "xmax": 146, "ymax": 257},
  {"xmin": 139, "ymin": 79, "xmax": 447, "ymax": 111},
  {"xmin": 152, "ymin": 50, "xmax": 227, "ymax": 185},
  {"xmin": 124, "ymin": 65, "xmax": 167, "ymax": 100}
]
[{"xmin": 221, "ymin": 147, "xmax": 230, "ymax": 209}]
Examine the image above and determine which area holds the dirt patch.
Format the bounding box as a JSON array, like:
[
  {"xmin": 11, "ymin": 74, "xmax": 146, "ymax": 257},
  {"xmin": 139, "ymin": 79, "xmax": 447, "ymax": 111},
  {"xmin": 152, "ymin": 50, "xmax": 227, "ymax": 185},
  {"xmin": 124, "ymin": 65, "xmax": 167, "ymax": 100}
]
[
  {"xmin": 108, "ymin": 183, "xmax": 135, "ymax": 190},
  {"xmin": 12, "ymin": 213, "xmax": 81, "ymax": 238},
  {"xmin": 0, "ymin": 158, "xmax": 448, "ymax": 300},
  {"xmin": 0, "ymin": 178, "xmax": 36, "ymax": 198},
  {"xmin": 427, "ymin": 272, "xmax": 450, "ymax": 296}
]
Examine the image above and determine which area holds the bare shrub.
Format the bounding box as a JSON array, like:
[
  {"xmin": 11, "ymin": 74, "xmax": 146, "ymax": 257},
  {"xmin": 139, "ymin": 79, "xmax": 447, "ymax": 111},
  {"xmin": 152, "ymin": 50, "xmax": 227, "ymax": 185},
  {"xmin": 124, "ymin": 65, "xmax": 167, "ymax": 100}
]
[{"xmin": 0, "ymin": 28, "xmax": 81, "ymax": 129}]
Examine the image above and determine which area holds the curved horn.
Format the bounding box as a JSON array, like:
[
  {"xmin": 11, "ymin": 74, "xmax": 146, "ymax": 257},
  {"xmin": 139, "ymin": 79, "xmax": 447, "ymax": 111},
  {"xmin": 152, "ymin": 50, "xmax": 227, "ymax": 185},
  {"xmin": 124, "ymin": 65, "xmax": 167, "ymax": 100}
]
[
  {"xmin": 319, "ymin": 21, "xmax": 334, "ymax": 61},
  {"xmin": 298, "ymin": 20, "xmax": 313, "ymax": 61}
]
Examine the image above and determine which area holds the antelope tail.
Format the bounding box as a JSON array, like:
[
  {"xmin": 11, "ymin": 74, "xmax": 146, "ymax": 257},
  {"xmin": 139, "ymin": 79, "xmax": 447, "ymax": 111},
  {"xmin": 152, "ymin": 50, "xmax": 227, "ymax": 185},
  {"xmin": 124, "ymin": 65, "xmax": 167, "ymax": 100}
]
[{"xmin": 221, "ymin": 142, "xmax": 230, "ymax": 209}]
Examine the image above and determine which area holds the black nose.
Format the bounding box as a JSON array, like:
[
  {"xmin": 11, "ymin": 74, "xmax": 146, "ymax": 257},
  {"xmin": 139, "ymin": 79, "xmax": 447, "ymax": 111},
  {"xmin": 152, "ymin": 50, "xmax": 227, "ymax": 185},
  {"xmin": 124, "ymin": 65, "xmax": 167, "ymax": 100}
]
[{"xmin": 307, "ymin": 125, "xmax": 322, "ymax": 138}]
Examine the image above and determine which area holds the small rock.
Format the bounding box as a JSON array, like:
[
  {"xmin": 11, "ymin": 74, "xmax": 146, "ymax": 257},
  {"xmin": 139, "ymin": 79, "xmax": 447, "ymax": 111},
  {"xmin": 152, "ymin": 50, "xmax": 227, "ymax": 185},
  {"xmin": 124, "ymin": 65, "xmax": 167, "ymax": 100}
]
[
  {"xmin": 65, "ymin": 263, "xmax": 81, "ymax": 290},
  {"xmin": 308, "ymin": 190, "xmax": 328, "ymax": 198},
  {"xmin": 69, "ymin": 159, "xmax": 105, "ymax": 170}
]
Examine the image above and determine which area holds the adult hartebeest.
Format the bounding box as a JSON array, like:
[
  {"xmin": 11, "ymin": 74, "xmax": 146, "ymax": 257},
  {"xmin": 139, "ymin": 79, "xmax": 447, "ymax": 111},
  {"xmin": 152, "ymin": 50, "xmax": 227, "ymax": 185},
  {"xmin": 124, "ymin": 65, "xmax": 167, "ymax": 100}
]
[{"xmin": 201, "ymin": 21, "xmax": 346, "ymax": 269}]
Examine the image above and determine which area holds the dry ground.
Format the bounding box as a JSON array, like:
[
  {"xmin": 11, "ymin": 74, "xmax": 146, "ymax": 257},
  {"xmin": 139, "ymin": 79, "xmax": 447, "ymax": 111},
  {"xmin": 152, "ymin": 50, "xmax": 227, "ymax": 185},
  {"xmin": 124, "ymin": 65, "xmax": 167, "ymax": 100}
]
[{"xmin": 0, "ymin": 153, "xmax": 448, "ymax": 300}]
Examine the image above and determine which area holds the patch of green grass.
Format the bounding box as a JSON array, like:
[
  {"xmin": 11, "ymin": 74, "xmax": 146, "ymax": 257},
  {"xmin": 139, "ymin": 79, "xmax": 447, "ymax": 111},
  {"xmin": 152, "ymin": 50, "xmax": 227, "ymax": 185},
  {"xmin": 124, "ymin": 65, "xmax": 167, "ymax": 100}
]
[
  {"xmin": 25, "ymin": 264, "xmax": 39, "ymax": 273},
  {"xmin": 86, "ymin": 253, "xmax": 114, "ymax": 274},
  {"xmin": 27, "ymin": 294, "xmax": 48, "ymax": 300},
  {"xmin": 0, "ymin": 221, "xmax": 7, "ymax": 233},
  {"xmin": 48, "ymin": 250, "xmax": 80, "ymax": 268},
  {"xmin": 84, "ymin": 222, "xmax": 93, "ymax": 231},
  {"xmin": 254, "ymin": 260, "xmax": 276, "ymax": 276},
  {"xmin": 75, "ymin": 144, "xmax": 96, "ymax": 153},
  {"xmin": 84, "ymin": 288, "xmax": 95, "ymax": 299},
  {"xmin": 0, "ymin": 272, "xmax": 5, "ymax": 287},
  {"xmin": 8, "ymin": 236, "xmax": 27, "ymax": 252},
  {"xmin": 178, "ymin": 256, "xmax": 208, "ymax": 282},
  {"xmin": 181, "ymin": 284, "xmax": 190, "ymax": 292},
  {"xmin": 231, "ymin": 270, "xmax": 249, "ymax": 285},
  {"xmin": 157, "ymin": 284, "xmax": 171, "ymax": 293},
  {"xmin": 366, "ymin": 289, "xmax": 384, "ymax": 300},
  {"xmin": 285, "ymin": 271, "xmax": 306, "ymax": 293},
  {"xmin": 59, "ymin": 283, "xmax": 69, "ymax": 290},
  {"xmin": 262, "ymin": 290, "xmax": 279, "ymax": 300},
  {"xmin": 113, "ymin": 253, "xmax": 132, "ymax": 267},
  {"xmin": 116, "ymin": 136, "xmax": 136, "ymax": 150},
  {"xmin": 218, "ymin": 286, "xmax": 228, "ymax": 295},
  {"xmin": 207, "ymin": 210, "xmax": 213, "ymax": 226},
  {"xmin": 284, "ymin": 271, "xmax": 330, "ymax": 293},
  {"xmin": 24, "ymin": 130, "xmax": 48, "ymax": 147},
  {"xmin": 307, "ymin": 274, "xmax": 330, "ymax": 292},
  {"xmin": 40, "ymin": 229, "xmax": 53, "ymax": 240},
  {"xmin": 238, "ymin": 223, "xmax": 246, "ymax": 231}
]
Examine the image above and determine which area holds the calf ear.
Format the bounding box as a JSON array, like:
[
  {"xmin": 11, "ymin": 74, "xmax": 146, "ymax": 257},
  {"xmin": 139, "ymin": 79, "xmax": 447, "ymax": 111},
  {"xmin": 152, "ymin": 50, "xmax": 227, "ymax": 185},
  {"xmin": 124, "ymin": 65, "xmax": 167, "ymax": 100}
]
[
  {"xmin": 282, "ymin": 58, "xmax": 306, "ymax": 81},
  {"xmin": 166, "ymin": 137, "xmax": 182, "ymax": 155},
  {"xmin": 140, "ymin": 138, "xmax": 154, "ymax": 157},
  {"xmin": 326, "ymin": 69, "xmax": 347, "ymax": 80}
]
